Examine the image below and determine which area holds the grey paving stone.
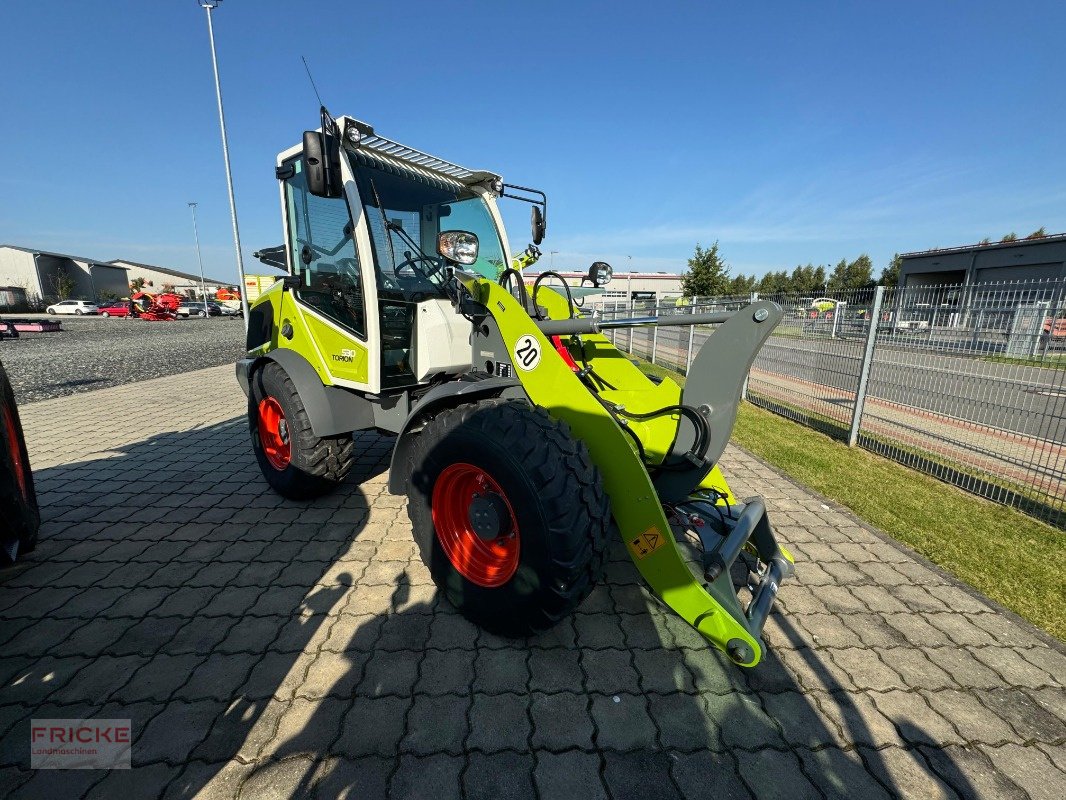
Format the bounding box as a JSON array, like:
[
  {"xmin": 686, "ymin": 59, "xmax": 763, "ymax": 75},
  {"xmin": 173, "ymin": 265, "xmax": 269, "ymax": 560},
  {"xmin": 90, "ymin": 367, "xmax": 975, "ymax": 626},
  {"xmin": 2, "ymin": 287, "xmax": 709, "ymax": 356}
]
[
  {"xmin": 402, "ymin": 693, "xmax": 470, "ymax": 755},
  {"xmin": 582, "ymin": 647, "xmax": 640, "ymax": 694},
  {"xmin": 137, "ymin": 699, "xmax": 228, "ymax": 764},
  {"xmin": 473, "ymin": 647, "xmax": 528, "ymax": 694},
  {"xmin": 703, "ymin": 691, "xmax": 786, "ymax": 750},
  {"xmin": 359, "ymin": 648, "xmax": 420, "ymax": 697},
  {"xmin": 971, "ymin": 645, "xmax": 1061, "ymax": 688},
  {"xmin": 977, "ymin": 687, "xmax": 1066, "ymax": 742},
  {"xmin": 84, "ymin": 761, "xmax": 182, "ymax": 799},
  {"xmin": 114, "ymin": 653, "xmax": 206, "ymax": 703},
  {"xmin": 312, "ymin": 755, "xmax": 392, "ymax": 800},
  {"xmin": 528, "ymin": 647, "xmax": 583, "ymax": 693},
  {"xmin": 670, "ymin": 750, "xmax": 752, "ymax": 800},
  {"xmin": 602, "ymin": 751, "xmax": 682, "ymax": 800},
  {"xmin": 881, "ymin": 647, "xmax": 957, "ymax": 689},
  {"xmin": 649, "ymin": 691, "xmax": 722, "ymax": 752},
  {"xmin": 813, "ymin": 691, "xmax": 906, "ymax": 749},
  {"xmin": 857, "ymin": 746, "xmax": 959, "ymax": 800},
  {"xmin": 464, "ymin": 752, "xmax": 535, "ymax": 800},
  {"xmin": 869, "ymin": 689, "xmax": 965, "ymax": 747},
  {"xmin": 414, "ymin": 648, "xmax": 476, "ymax": 696},
  {"xmin": 337, "ymin": 696, "xmax": 410, "ymax": 757},
  {"xmin": 920, "ymin": 743, "xmax": 1027, "ymax": 800},
  {"xmin": 921, "ymin": 645, "xmax": 1006, "ymax": 690},
  {"xmin": 735, "ymin": 749, "xmax": 821, "ymax": 800},
  {"xmin": 798, "ymin": 747, "xmax": 892, "ymax": 800},
  {"xmin": 590, "ymin": 693, "xmax": 658, "ymax": 750},
  {"xmin": 762, "ymin": 689, "xmax": 838, "ymax": 749},
  {"xmin": 530, "ymin": 691, "xmax": 594, "ymax": 750},
  {"xmin": 390, "ymin": 753, "xmax": 463, "ymax": 800},
  {"xmin": 982, "ymin": 743, "xmax": 1066, "ymax": 800},
  {"xmin": 534, "ymin": 751, "xmax": 608, "ymax": 800},
  {"xmin": 827, "ymin": 647, "xmax": 903, "ymax": 691}
]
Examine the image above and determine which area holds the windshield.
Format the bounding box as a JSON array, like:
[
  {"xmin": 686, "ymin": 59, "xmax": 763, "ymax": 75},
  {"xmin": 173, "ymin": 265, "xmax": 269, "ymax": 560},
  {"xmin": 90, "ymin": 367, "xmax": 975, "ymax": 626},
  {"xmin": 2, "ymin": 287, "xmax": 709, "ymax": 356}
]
[{"xmin": 348, "ymin": 153, "xmax": 507, "ymax": 300}]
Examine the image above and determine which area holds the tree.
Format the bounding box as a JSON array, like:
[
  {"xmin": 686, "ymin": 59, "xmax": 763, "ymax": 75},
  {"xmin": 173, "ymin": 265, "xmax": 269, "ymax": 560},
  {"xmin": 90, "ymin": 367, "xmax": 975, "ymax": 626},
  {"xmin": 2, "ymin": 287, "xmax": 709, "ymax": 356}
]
[
  {"xmin": 130, "ymin": 277, "xmax": 146, "ymax": 292},
  {"xmin": 978, "ymin": 237, "xmax": 991, "ymax": 245},
  {"xmin": 1001, "ymin": 232, "xmax": 1017, "ymax": 242},
  {"xmin": 879, "ymin": 253, "xmax": 902, "ymax": 286},
  {"xmin": 50, "ymin": 271, "xmax": 76, "ymax": 300},
  {"xmin": 727, "ymin": 273, "xmax": 755, "ymax": 295},
  {"xmin": 827, "ymin": 255, "xmax": 873, "ymax": 291},
  {"xmin": 680, "ymin": 242, "xmax": 731, "ymax": 298},
  {"xmin": 1025, "ymin": 227, "xmax": 1048, "ymax": 240}
]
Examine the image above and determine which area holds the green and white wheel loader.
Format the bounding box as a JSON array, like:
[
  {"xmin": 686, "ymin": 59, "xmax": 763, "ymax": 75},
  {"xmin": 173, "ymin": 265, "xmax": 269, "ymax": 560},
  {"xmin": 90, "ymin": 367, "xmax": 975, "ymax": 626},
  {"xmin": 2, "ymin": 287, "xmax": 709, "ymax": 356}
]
[{"xmin": 237, "ymin": 109, "xmax": 793, "ymax": 667}]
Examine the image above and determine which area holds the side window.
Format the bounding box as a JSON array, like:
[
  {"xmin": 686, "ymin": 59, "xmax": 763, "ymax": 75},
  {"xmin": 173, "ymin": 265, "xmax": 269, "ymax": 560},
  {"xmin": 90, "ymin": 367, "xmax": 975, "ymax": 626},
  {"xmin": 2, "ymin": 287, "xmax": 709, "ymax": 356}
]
[{"xmin": 284, "ymin": 158, "xmax": 366, "ymax": 337}]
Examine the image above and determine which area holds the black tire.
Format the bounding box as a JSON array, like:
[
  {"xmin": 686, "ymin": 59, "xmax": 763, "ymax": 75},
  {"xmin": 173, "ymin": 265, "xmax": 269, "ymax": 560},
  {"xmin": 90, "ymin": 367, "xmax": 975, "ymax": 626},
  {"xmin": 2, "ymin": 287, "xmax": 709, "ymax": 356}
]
[
  {"xmin": 248, "ymin": 361, "xmax": 355, "ymax": 500},
  {"xmin": 47, "ymin": 309, "xmax": 55, "ymax": 315},
  {"xmin": 1, "ymin": 362, "xmax": 39, "ymax": 563},
  {"xmin": 75, "ymin": 309, "xmax": 83, "ymax": 315},
  {"xmin": 407, "ymin": 399, "xmax": 610, "ymax": 636},
  {"xmin": 101, "ymin": 312, "xmax": 110, "ymax": 318}
]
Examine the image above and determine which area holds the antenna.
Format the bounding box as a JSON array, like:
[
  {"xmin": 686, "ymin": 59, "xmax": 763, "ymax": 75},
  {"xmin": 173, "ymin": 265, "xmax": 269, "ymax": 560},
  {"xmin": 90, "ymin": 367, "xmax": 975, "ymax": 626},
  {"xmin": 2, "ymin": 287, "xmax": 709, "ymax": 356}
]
[{"xmin": 301, "ymin": 56, "xmax": 324, "ymax": 108}]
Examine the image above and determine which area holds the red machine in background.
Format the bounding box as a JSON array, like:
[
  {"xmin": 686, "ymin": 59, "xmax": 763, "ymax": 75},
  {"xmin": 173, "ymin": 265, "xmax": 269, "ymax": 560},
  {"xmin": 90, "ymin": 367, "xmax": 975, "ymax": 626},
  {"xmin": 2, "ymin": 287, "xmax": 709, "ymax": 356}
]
[{"xmin": 130, "ymin": 291, "xmax": 183, "ymax": 321}]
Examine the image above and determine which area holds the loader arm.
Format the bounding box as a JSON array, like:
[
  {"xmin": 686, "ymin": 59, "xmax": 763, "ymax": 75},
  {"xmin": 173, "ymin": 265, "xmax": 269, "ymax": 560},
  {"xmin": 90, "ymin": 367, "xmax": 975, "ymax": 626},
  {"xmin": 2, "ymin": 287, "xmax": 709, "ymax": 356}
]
[{"xmin": 465, "ymin": 276, "xmax": 791, "ymax": 666}]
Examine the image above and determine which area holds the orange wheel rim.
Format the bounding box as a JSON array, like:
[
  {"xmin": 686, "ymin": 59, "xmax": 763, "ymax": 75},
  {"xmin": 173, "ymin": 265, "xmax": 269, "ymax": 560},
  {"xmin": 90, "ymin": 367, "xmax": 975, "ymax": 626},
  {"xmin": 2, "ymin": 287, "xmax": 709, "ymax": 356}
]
[
  {"xmin": 257, "ymin": 396, "xmax": 291, "ymax": 470},
  {"xmin": 431, "ymin": 463, "xmax": 520, "ymax": 588}
]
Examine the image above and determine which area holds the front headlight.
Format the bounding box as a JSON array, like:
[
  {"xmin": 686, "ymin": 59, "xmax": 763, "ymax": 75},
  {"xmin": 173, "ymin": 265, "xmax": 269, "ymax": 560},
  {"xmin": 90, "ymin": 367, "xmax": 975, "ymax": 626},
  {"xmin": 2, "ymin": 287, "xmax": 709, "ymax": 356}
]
[{"xmin": 437, "ymin": 230, "xmax": 480, "ymax": 266}]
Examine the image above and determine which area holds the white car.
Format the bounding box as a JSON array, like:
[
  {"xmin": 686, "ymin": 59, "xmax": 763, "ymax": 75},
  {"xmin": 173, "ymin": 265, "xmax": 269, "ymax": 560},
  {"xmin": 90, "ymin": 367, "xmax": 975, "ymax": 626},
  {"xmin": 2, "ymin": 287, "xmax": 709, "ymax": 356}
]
[{"xmin": 45, "ymin": 300, "xmax": 99, "ymax": 316}]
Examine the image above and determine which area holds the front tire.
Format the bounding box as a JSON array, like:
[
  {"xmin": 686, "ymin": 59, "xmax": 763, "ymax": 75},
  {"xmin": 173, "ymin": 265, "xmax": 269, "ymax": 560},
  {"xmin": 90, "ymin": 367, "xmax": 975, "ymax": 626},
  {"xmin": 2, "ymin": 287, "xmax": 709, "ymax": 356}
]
[
  {"xmin": 407, "ymin": 399, "xmax": 610, "ymax": 636},
  {"xmin": 101, "ymin": 312, "xmax": 110, "ymax": 318},
  {"xmin": 75, "ymin": 309, "xmax": 83, "ymax": 315},
  {"xmin": 248, "ymin": 361, "xmax": 355, "ymax": 500},
  {"xmin": 1, "ymin": 364, "xmax": 39, "ymax": 563}
]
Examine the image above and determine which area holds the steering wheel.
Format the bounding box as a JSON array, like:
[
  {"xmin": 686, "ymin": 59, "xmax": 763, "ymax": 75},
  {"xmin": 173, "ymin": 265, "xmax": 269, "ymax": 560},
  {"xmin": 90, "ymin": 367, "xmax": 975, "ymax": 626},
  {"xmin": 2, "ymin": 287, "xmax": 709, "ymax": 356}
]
[{"xmin": 393, "ymin": 255, "xmax": 442, "ymax": 281}]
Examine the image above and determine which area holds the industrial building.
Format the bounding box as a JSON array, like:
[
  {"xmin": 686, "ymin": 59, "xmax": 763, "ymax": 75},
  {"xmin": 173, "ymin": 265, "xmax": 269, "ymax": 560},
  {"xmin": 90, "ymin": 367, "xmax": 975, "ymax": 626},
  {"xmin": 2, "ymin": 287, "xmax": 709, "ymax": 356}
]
[
  {"xmin": 0, "ymin": 244, "xmax": 233, "ymax": 311},
  {"xmin": 899, "ymin": 233, "xmax": 1066, "ymax": 287},
  {"xmin": 109, "ymin": 259, "xmax": 232, "ymax": 298},
  {"xmin": 0, "ymin": 245, "xmax": 129, "ymax": 307},
  {"xmin": 527, "ymin": 269, "xmax": 684, "ymax": 305}
]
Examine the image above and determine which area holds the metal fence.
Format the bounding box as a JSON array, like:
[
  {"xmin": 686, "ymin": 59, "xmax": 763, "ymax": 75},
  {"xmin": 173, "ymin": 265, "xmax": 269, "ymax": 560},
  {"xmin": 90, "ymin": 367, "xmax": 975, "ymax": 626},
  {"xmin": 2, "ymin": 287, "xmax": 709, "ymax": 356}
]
[{"xmin": 601, "ymin": 277, "xmax": 1066, "ymax": 527}]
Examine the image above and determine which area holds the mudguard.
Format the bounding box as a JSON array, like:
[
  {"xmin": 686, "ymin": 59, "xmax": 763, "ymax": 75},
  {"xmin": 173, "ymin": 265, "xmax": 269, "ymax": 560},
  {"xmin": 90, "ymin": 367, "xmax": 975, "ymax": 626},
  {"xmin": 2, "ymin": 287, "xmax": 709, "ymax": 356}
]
[
  {"xmin": 237, "ymin": 350, "xmax": 375, "ymax": 438},
  {"xmin": 386, "ymin": 376, "xmax": 523, "ymax": 495}
]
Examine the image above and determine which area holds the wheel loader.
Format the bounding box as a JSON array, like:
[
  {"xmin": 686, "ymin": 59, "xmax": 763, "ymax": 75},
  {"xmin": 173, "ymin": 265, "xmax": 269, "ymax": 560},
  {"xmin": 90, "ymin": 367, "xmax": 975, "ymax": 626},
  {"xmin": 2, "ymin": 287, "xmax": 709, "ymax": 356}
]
[{"xmin": 237, "ymin": 109, "xmax": 793, "ymax": 667}]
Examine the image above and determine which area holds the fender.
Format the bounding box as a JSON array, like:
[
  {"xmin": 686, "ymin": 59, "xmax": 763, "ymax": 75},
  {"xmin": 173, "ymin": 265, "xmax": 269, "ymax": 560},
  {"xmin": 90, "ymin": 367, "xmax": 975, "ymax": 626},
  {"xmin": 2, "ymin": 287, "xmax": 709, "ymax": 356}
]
[
  {"xmin": 386, "ymin": 377, "xmax": 524, "ymax": 495},
  {"xmin": 237, "ymin": 350, "xmax": 374, "ymax": 438}
]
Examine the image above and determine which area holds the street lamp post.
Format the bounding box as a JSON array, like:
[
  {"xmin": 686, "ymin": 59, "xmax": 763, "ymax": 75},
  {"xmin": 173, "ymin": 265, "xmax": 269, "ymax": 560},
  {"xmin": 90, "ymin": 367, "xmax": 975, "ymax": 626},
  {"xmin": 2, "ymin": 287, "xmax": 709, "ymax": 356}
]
[
  {"xmin": 626, "ymin": 255, "xmax": 633, "ymax": 300},
  {"xmin": 197, "ymin": 0, "xmax": 250, "ymax": 325},
  {"xmin": 549, "ymin": 250, "xmax": 558, "ymax": 270},
  {"xmin": 188, "ymin": 202, "xmax": 210, "ymax": 318}
]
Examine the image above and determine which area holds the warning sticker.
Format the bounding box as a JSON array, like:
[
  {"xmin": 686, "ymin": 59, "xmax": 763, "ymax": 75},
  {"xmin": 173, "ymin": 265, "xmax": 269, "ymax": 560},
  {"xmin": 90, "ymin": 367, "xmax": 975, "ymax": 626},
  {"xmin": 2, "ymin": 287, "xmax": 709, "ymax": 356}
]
[{"xmin": 627, "ymin": 526, "xmax": 666, "ymax": 560}]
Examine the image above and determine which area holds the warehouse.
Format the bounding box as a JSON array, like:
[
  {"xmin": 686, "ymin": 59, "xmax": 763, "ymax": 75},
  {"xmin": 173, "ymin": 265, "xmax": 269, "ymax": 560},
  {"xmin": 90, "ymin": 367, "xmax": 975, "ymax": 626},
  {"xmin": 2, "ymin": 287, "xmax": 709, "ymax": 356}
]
[
  {"xmin": 0, "ymin": 244, "xmax": 129, "ymax": 307},
  {"xmin": 109, "ymin": 259, "xmax": 233, "ymax": 299},
  {"xmin": 899, "ymin": 233, "xmax": 1066, "ymax": 287}
]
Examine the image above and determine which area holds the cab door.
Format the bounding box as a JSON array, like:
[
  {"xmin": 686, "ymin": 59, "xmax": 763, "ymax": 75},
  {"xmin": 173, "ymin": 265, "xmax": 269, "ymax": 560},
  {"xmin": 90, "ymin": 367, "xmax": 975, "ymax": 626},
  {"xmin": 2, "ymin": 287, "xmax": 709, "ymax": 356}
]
[{"xmin": 280, "ymin": 155, "xmax": 379, "ymax": 391}]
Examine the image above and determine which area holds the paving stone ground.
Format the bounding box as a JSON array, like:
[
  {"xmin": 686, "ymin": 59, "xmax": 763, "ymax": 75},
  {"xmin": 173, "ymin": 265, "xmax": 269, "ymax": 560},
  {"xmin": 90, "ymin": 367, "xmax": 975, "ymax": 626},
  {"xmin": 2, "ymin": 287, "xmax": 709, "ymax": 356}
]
[{"xmin": 1, "ymin": 364, "xmax": 1064, "ymax": 799}]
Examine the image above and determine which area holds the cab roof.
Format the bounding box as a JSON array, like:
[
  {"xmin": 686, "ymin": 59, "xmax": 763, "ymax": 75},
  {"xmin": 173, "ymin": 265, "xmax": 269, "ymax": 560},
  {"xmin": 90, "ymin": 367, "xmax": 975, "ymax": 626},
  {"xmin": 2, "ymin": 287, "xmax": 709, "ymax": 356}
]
[{"xmin": 337, "ymin": 116, "xmax": 500, "ymax": 188}]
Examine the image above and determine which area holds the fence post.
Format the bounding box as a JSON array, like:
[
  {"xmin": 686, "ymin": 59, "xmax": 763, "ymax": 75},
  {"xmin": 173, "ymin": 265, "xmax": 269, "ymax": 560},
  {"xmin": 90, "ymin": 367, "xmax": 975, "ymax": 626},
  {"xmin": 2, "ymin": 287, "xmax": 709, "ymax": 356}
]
[
  {"xmin": 628, "ymin": 300, "xmax": 634, "ymax": 352},
  {"xmin": 686, "ymin": 322, "xmax": 695, "ymax": 373},
  {"xmin": 848, "ymin": 285, "xmax": 884, "ymax": 447},
  {"xmin": 651, "ymin": 303, "xmax": 659, "ymax": 363}
]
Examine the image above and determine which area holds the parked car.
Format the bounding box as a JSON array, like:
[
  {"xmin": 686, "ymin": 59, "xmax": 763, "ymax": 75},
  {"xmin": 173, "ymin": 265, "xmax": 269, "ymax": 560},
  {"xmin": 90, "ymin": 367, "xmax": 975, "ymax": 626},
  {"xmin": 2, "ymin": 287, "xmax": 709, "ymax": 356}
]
[
  {"xmin": 1042, "ymin": 318, "xmax": 1066, "ymax": 339},
  {"xmin": 98, "ymin": 301, "xmax": 134, "ymax": 318},
  {"xmin": 176, "ymin": 301, "xmax": 222, "ymax": 318},
  {"xmin": 45, "ymin": 300, "xmax": 98, "ymax": 316},
  {"xmin": 0, "ymin": 320, "xmax": 17, "ymax": 340}
]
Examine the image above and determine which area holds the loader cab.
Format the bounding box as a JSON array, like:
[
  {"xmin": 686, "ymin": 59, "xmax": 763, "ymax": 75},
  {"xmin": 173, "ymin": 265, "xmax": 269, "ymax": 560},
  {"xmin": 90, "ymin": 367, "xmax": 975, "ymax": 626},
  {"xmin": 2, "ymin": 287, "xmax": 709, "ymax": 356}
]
[{"xmin": 275, "ymin": 121, "xmax": 512, "ymax": 393}]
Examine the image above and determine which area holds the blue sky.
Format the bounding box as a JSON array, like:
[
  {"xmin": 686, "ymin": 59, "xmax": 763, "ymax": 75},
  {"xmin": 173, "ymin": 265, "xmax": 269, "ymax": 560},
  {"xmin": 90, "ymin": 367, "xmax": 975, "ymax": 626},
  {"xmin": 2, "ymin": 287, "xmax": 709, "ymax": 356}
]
[{"xmin": 1, "ymin": 1, "xmax": 1063, "ymax": 283}]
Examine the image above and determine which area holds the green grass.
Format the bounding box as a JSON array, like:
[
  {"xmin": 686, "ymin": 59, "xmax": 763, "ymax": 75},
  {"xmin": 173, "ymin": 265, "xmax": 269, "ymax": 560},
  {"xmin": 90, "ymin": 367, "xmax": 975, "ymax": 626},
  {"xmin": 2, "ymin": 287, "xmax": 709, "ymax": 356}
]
[
  {"xmin": 635, "ymin": 358, "xmax": 1066, "ymax": 640},
  {"xmin": 980, "ymin": 353, "xmax": 1066, "ymax": 371}
]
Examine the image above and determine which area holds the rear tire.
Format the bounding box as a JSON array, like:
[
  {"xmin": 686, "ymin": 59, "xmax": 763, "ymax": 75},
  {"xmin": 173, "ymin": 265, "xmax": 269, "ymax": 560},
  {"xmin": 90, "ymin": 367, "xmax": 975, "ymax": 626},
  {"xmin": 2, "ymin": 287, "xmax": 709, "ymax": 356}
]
[
  {"xmin": 1, "ymin": 363, "xmax": 39, "ymax": 564},
  {"xmin": 407, "ymin": 399, "xmax": 610, "ymax": 636},
  {"xmin": 75, "ymin": 309, "xmax": 83, "ymax": 315},
  {"xmin": 248, "ymin": 361, "xmax": 355, "ymax": 500},
  {"xmin": 101, "ymin": 312, "xmax": 110, "ymax": 318}
]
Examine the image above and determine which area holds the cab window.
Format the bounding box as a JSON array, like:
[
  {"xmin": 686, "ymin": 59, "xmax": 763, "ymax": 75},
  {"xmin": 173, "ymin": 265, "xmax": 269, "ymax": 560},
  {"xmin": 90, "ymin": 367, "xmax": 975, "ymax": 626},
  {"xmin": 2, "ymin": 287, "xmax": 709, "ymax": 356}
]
[{"xmin": 283, "ymin": 157, "xmax": 366, "ymax": 337}]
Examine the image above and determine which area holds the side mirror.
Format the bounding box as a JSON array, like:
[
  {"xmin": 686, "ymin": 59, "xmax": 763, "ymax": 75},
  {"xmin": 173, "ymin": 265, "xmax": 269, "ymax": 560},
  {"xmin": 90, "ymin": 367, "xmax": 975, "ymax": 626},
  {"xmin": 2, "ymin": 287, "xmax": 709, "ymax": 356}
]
[
  {"xmin": 588, "ymin": 261, "xmax": 613, "ymax": 287},
  {"xmin": 531, "ymin": 206, "xmax": 546, "ymax": 245},
  {"xmin": 281, "ymin": 274, "xmax": 302, "ymax": 290},
  {"xmin": 438, "ymin": 231, "xmax": 479, "ymax": 265},
  {"xmin": 303, "ymin": 130, "xmax": 342, "ymax": 198}
]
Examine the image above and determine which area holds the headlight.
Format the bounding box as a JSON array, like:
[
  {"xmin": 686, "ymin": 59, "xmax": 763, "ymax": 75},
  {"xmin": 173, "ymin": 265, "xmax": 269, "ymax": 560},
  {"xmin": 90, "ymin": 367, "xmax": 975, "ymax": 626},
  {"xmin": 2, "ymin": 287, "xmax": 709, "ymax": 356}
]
[{"xmin": 437, "ymin": 231, "xmax": 480, "ymax": 265}]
